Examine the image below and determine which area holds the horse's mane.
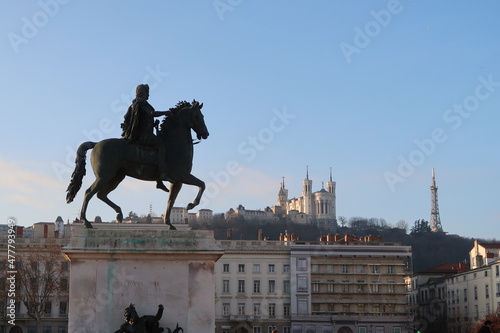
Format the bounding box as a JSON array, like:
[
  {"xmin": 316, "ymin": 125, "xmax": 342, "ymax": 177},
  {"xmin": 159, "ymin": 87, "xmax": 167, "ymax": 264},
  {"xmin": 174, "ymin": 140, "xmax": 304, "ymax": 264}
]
[{"xmin": 159, "ymin": 100, "xmax": 200, "ymax": 134}]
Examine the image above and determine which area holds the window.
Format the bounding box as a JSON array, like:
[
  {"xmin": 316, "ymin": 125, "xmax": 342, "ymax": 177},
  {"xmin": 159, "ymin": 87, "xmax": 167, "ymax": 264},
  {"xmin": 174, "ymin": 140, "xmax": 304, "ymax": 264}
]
[
  {"xmin": 253, "ymin": 303, "xmax": 261, "ymax": 316},
  {"xmin": 357, "ymin": 280, "xmax": 365, "ymax": 293},
  {"xmin": 268, "ymin": 264, "xmax": 275, "ymax": 273},
  {"xmin": 223, "ymin": 264, "xmax": 229, "ymax": 272},
  {"xmin": 253, "ymin": 264, "xmax": 261, "ymax": 273},
  {"xmin": 222, "ymin": 303, "xmax": 230, "ymax": 316},
  {"xmin": 312, "ymin": 280, "xmax": 320, "ymax": 292},
  {"xmin": 43, "ymin": 326, "xmax": 52, "ymax": 333},
  {"xmin": 485, "ymin": 284, "xmax": 489, "ymax": 298},
  {"xmin": 268, "ymin": 280, "xmax": 276, "ymax": 293},
  {"xmin": 359, "ymin": 328, "xmax": 367, "ymax": 333},
  {"xmin": 238, "ymin": 264, "xmax": 245, "ymax": 273},
  {"xmin": 269, "ymin": 326, "xmax": 278, "ymax": 333},
  {"xmin": 238, "ymin": 303, "xmax": 245, "ymax": 315},
  {"xmin": 388, "ymin": 281, "xmax": 395, "ymax": 293},
  {"xmin": 342, "ymin": 304, "xmax": 350, "ymax": 313},
  {"xmin": 284, "ymin": 303, "xmax": 291, "ymax": 316},
  {"xmin": 253, "ymin": 327, "xmax": 262, "ymax": 333},
  {"xmin": 327, "ymin": 280, "xmax": 334, "ymax": 293},
  {"xmin": 284, "ymin": 280, "xmax": 290, "ymax": 293},
  {"xmin": 268, "ymin": 303, "xmax": 276, "ymax": 317},
  {"xmin": 59, "ymin": 302, "xmax": 67, "ymax": 315},
  {"xmin": 253, "ymin": 280, "xmax": 261, "ymax": 293},
  {"xmin": 474, "ymin": 286, "xmax": 478, "ymax": 300},
  {"xmin": 298, "ymin": 276, "xmax": 308, "ymax": 291},
  {"xmin": 464, "ymin": 288, "xmax": 468, "ymax": 301},
  {"xmin": 342, "ymin": 264, "xmax": 349, "ymax": 273},
  {"xmin": 358, "ymin": 304, "xmax": 366, "ymax": 312},
  {"xmin": 357, "ymin": 265, "xmax": 364, "ymax": 273},
  {"xmin": 28, "ymin": 327, "xmax": 36, "ymax": 333},
  {"xmin": 387, "ymin": 265, "xmax": 395, "ymax": 274},
  {"xmin": 61, "ymin": 261, "xmax": 69, "ymax": 271},
  {"xmin": 342, "ymin": 280, "xmax": 349, "ymax": 292},
  {"xmin": 223, "ymin": 279, "xmax": 230, "ymax": 293},
  {"xmin": 238, "ymin": 280, "xmax": 245, "ymax": 293},
  {"xmin": 283, "ymin": 264, "xmax": 290, "ymax": 273},
  {"xmin": 485, "ymin": 271, "xmax": 488, "ymax": 277},
  {"xmin": 297, "ymin": 258, "xmax": 307, "ymax": 270},
  {"xmin": 371, "ymin": 265, "xmax": 379, "ymax": 274},
  {"xmin": 60, "ymin": 278, "xmax": 68, "ymax": 292},
  {"xmin": 393, "ymin": 328, "xmax": 401, "ymax": 333},
  {"xmin": 496, "ymin": 282, "xmax": 500, "ymax": 296},
  {"xmin": 284, "ymin": 327, "xmax": 291, "ymax": 333},
  {"xmin": 44, "ymin": 301, "xmax": 52, "ymax": 315},
  {"xmin": 496, "ymin": 265, "xmax": 499, "ymax": 277},
  {"xmin": 373, "ymin": 304, "xmax": 380, "ymax": 313},
  {"xmin": 312, "ymin": 264, "xmax": 319, "ymax": 273},
  {"xmin": 57, "ymin": 326, "xmax": 67, "ymax": 333}
]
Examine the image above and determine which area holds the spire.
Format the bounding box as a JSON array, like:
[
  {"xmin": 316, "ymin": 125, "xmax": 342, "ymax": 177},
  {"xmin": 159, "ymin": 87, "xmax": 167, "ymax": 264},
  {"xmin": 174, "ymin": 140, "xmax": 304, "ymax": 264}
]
[
  {"xmin": 306, "ymin": 166, "xmax": 309, "ymax": 180},
  {"xmin": 330, "ymin": 167, "xmax": 333, "ymax": 182},
  {"xmin": 282, "ymin": 176, "xmax": 285, "ymax": 189}
]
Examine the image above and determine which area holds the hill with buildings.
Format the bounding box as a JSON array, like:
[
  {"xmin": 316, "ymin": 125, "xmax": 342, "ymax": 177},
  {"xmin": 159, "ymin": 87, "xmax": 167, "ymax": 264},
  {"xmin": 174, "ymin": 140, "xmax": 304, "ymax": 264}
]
[{"xmin": 190, "ymin": 217, "xmax": 474, "ymax": 272}]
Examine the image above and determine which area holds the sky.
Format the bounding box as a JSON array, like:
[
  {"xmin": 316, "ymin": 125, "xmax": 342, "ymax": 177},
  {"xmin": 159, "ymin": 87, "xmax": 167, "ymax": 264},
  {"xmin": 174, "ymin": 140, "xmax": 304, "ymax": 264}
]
[{"xmin": 1, "ymin": 1, "xmax": 499, "ymax": 240}]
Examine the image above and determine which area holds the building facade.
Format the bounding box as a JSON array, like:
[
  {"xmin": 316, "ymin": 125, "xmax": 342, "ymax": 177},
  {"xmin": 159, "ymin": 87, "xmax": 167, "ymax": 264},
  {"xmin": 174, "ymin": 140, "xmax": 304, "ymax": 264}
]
[
  {"xmin": 215, "ymin": 240, "xmax": 292, "ymax": 333},
  {"xmin": 290, "ymin": 238, "xmax": 412, "ymax": 333}
]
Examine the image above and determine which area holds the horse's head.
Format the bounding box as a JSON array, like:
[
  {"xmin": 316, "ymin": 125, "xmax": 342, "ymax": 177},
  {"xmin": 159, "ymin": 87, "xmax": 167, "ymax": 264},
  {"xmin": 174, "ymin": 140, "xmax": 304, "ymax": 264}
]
[{"xmin": 188, "ymin": 101, "xmax": 209, "ymax": 141}]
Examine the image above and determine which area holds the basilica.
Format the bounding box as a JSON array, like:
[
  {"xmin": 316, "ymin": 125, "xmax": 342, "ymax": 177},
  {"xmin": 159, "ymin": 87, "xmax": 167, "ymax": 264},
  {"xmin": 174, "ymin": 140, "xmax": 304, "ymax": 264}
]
[{"xmin": 273, "ymin": 167, "xmax": 337, "ymax": 229}]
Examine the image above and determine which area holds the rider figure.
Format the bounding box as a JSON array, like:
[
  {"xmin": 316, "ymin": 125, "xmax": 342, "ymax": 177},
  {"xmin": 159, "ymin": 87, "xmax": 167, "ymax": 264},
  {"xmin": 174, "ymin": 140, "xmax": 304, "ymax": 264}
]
[{"xmin": 121, "ymin": 84, "xmax": 170, "ymax": 192}]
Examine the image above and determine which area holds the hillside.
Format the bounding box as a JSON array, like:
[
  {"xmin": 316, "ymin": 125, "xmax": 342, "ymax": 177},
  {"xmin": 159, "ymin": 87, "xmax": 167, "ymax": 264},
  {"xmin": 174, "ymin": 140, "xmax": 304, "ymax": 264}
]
[{"xmin": 191, "ymin": 219, "xmax": 474, "ymax": 273}]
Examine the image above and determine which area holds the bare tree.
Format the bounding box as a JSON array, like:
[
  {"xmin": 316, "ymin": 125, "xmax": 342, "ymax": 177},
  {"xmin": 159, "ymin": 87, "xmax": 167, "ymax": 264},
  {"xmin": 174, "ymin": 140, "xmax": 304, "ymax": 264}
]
[
  {"xmin": 16, "ymin": 245, "xmax": 69, "ymax": 333},
  {"xmin": 396, "ymin": 220, "xmax": 409, "ymax": 233}
]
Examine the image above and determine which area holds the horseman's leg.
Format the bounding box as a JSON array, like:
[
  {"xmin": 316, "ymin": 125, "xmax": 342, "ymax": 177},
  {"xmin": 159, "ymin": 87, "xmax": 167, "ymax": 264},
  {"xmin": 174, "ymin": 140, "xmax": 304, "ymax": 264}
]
[
  {"xmin": 156, "ymin": 144, "xmax": 169, "ymax": 192},
  {"xmin": 163, "ymin": 182, "xmax": 182, "ymax": 230},
  {"xmin": 96, "ymin": 173, "xmax": 126, "ymax": 223}
]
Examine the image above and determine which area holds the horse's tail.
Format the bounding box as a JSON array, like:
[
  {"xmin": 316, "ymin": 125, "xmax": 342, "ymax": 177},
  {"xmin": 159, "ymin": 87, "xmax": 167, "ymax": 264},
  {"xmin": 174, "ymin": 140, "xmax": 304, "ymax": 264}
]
[{"xmin": 66, "ymin": 141, "xmax": 97, "ymax": 203}]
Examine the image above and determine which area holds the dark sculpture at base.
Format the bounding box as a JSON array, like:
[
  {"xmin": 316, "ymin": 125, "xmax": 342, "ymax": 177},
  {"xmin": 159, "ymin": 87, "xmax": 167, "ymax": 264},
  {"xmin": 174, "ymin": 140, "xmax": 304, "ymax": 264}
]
[
  {"xmin": 114, "ymin": 304, "xmax": 165, "ymax": 333},
  {"xmin": 114, "ymin": 304, "xmax": 184, "ymax": 333},
  {"xmin": 66, "ymin": 98, "xmax": 209, "ymax": 229}
]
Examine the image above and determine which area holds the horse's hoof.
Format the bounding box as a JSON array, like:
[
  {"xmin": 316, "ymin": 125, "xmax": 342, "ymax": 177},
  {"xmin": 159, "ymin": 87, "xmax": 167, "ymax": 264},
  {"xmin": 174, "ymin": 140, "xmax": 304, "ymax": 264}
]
[
  {"xmin": 168, "ymin": 224, "xmax": 177, "ymax": 230},
  {"xmin": 116, "ymin": 213, "xmax": 123, "ymax": 223},
  {"xmin": 186, "ymin": 203, "xmax": 195, "ymax": 210},
  {"xmin": 84, "ymin": 221, "xmax": 93, "ymax": 228}
]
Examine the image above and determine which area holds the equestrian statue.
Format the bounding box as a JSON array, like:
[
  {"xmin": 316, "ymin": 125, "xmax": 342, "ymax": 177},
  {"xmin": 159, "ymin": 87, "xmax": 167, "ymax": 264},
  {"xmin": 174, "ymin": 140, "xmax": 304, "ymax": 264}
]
[{"xmin": 66, "ymin": 84, "xmax": 209, "ymax": 229}]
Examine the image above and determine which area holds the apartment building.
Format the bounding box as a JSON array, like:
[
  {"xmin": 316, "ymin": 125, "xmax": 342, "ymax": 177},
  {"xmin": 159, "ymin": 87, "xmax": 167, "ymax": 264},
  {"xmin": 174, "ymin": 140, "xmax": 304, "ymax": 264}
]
[
  {"xmin": 290, "ymin": 236, "xmax": 412, "ymax": 333},
  {"xmin": 215, "ymin": 240, "xmax": 292, "ymax": 333}
]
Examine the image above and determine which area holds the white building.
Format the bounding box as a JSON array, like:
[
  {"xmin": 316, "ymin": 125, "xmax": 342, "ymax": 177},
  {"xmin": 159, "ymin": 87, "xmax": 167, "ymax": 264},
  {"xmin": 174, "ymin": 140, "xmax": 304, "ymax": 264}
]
[
  {"xmin": 215, "ymin": 240, "xmax": 292, "ymax": 333},
  {"xmin": 274, "ymin": 168, "xmax": 337, "ymax": 229}
]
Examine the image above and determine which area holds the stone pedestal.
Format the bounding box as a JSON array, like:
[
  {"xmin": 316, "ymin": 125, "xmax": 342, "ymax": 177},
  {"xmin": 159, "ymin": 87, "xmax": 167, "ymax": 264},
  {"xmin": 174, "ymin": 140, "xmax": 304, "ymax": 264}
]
[{"xmin": 62, "ymin": 224, "xmax": 223, "ymax": 333}]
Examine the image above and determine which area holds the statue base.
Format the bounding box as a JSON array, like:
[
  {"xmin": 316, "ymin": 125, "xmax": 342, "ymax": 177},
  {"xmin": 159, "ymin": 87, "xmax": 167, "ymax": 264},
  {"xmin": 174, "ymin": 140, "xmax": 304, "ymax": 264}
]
[{"xmin": 62, "ymin": 224, "xmax": 223, "ymax": 333}]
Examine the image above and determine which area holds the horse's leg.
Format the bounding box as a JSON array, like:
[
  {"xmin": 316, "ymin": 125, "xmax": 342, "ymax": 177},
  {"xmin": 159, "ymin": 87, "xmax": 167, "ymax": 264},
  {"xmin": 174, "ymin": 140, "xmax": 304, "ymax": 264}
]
[
  {"xmin": 163, "ymin": 182, "xmax": 183, "ymax": 230},
  {"xmin": 96, "ymin": 173, "xmax": 126, "ymax": 223},
  {"xmin": 175, "ymin": 174, "xmax": 205, "ymax": 211},
  {"xmin": 79, "ymin": 178, "xmax": 105, "ymax": 228}
]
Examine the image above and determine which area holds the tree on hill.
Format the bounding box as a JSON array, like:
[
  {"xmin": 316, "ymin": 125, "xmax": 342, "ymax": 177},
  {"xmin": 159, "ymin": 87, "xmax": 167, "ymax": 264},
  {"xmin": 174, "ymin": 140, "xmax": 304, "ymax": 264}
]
[{"xmin": 410, "ymin": 219, "xmax": 431, "ymax": 235}]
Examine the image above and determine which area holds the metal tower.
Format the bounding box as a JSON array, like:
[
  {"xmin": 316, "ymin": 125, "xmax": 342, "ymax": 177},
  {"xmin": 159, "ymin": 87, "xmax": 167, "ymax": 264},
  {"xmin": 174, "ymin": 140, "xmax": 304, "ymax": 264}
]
[{"xmin": 430, "ymin": 168, "xmax": 443, "ymax": 232}]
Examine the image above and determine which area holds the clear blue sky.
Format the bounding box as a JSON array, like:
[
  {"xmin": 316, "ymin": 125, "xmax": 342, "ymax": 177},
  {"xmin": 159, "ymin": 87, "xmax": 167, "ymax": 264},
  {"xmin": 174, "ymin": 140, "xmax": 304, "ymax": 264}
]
[{"xmin": 1, "ymin": 1, "xmax": 499, "ymax": 239}]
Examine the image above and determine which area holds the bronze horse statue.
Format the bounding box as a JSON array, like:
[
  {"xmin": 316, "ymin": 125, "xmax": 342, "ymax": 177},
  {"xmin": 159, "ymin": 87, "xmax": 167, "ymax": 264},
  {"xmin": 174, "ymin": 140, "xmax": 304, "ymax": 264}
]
[{"xmin": 66, "ymin": 100, "xmax": 209, "ymax": 229}]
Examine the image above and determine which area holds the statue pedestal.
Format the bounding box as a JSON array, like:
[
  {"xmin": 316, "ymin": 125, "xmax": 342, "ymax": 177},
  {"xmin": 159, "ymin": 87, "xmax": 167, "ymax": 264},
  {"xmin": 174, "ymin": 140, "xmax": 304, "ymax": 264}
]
[{"xmin": 62, "ymin": 224, "xmax": 223, "ymax": 333}]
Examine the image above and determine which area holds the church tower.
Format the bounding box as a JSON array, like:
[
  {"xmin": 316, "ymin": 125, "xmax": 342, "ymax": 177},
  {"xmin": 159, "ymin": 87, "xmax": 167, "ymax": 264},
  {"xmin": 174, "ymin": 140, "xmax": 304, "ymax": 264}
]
[
  {"xmin": 276, "ymin": 177, "xmax": 289, "ymax": 215},
  {"xmin": 325, "ymin": 167, "xmax": 337, "ymax": 219},
  {"xmin": 302, "ymin": 166, "xmax": 313, "ymax": 215}
]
